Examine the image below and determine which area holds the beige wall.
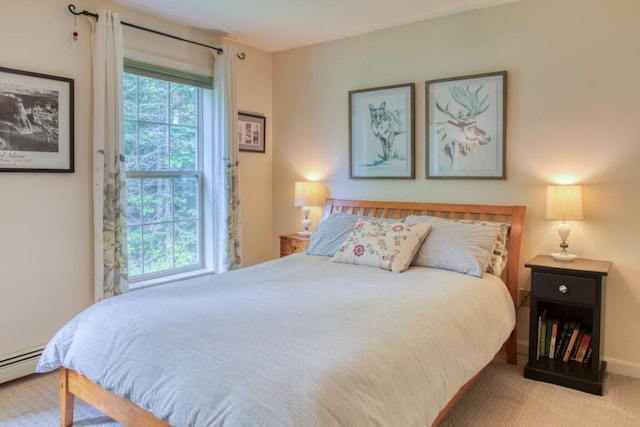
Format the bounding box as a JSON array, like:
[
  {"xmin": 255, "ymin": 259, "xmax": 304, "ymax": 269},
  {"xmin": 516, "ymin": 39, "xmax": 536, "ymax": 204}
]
[
  {"xmin": 273, "ymin": 0, "xmax": 640, "ymax": 376},
  {"xmin": 0, "ymin": 0, "xmax": 273, "ymax": 357}
]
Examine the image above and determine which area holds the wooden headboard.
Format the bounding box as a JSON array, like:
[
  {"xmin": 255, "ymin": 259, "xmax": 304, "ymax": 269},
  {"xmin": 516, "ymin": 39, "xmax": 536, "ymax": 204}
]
[{"xmin": 322, "ymin": 198, "xmax": 527, "ymax": 364}]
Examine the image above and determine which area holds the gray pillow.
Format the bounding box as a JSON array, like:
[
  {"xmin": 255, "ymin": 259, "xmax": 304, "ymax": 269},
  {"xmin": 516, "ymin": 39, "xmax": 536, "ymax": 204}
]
[
  {"xmin": 404, "ymin": 215, "xmax": 501, "ymax": 277},
  {"xmin": 306, "ymin": 213, "xmax": 361, "ymax": 256}
]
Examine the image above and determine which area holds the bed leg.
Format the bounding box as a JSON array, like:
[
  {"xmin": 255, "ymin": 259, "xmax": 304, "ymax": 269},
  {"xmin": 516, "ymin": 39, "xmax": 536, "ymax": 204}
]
[
  {"xmin": 59, "ymin": 368, "xmax": 75, "ymax": 427},
  {"xmin": 506, "ymin": 329, "xmax": 517, "ymax": 365}
]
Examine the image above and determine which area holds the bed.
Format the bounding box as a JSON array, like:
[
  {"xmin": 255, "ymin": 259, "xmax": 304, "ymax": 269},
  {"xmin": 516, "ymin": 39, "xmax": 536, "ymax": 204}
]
[{"xmin": 37, "ymin": 198, "xmax": 526, "ymax": 427}]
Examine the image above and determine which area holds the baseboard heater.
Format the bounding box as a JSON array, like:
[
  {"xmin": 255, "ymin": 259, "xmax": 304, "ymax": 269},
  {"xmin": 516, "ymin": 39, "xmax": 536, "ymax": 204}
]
[{"xmin": 0, "ymin": 346, "xmax": 44, "ymax": 384}]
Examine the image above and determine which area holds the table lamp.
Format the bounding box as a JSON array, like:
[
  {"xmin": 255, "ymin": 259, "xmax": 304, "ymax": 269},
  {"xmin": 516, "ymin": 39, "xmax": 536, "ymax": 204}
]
[
  {"xmin": 545, "ymin": 185, "xmax": 583, "ymax": 261},
  {"xmin": 294, "ymin": 181, "xmax": 323, "ymax": 236}
]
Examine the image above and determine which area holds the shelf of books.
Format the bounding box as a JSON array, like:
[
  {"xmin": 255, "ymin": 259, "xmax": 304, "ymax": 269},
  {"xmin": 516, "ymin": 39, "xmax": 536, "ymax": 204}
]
[
  {"xmin": 532, "ymin": 310, "xmax": 597, "ymax": 376},
  {"xmin": 527, "ymin": 301, "xmax": 605, "ymax": 393}
]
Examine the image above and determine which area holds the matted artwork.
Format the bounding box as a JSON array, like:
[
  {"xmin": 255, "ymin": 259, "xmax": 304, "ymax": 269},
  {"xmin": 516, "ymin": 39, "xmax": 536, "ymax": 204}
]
[
  {"xmin": 238, "ymin": 112, "xmax": 266, "ymax": 153},
  {"xmin": 349, "ymin": 83, "xmax": 415, "ymax": 179},
  {"xmin": 426, "ymin": 71, "xmax": 506, "ymax": 179},
  {"xmin": 0, "ymin": 67, "xmax": 74, "ymax": 172}
]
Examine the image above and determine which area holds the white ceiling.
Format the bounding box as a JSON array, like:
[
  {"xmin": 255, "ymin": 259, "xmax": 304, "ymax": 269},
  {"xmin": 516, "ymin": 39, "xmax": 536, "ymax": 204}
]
[{"xmin": 115, "ymin": 0, "xmax": 518, "ymax": 52}]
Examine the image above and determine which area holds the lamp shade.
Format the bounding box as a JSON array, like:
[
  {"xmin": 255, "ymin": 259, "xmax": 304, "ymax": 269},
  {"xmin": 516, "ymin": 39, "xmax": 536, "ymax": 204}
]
[
  {"xmin": 294, "ymin": 181, "xmax": 323, "ymax": 207},
  {"xmin": 545, "ymin": 185, "xmax": 583, "ymax": 220}
]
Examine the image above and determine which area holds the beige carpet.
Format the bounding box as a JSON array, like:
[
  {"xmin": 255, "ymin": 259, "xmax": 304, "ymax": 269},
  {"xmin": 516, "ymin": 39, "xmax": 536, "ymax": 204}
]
[
  {"xmin": 1, "ymin": 358, "xmax": 639, "ymax": 426},
  {"xmin": 439, "ymin": 358, "xmax": 640, "ymax": 426}
]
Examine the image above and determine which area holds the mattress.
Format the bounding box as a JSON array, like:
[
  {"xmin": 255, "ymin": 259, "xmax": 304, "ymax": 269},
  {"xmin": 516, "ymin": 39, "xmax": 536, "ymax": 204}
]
[{"xmin": 37, "ymin": 253, "xmax": 515, "ymax": 426}]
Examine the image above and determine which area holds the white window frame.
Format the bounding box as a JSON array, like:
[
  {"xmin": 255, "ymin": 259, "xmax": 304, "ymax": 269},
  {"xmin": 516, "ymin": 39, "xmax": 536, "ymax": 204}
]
[{"xmin": 124, "ymin": 50, "xmax": 215, "ymax": 290}]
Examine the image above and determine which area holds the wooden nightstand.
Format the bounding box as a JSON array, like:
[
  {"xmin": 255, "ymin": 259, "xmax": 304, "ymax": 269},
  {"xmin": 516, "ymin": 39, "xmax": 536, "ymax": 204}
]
[
  {"xmin": 524, "ymin": 255, "xmax": 611, "ymax": 395},
  {"xmin": 279, "ymin": 234, "xmax": 310, "ymax": 257}
]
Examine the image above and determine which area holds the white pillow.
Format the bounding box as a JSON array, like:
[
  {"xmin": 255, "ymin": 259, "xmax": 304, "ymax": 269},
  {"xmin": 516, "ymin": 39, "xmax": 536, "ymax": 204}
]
[
  {"xmin": 457, "ymin": 219, "xmax": 510, "ymax": 276},
  {"xmin": 330, "ymin": 219, "xmax": 432, "ymax": 273},
  {"xmin": 404, "ymin": 215, "xmax": 501, "ymax": 277}
]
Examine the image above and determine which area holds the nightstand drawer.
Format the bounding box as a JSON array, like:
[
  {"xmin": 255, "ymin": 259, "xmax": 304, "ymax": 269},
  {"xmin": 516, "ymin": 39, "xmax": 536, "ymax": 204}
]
[
  {"xmin": 533, "ymin": 272, "xmax": 597, "ymax": 306},
  {"xmin": 279, "ymin": 234, "xmax": 310, "ymax": 257}
]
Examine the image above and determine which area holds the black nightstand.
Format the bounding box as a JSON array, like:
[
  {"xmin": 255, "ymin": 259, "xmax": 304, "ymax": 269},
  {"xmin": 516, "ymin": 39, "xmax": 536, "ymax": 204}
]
[{"xmin": 524, "ymin": 255, "xmax": 611, "ymax": 395}]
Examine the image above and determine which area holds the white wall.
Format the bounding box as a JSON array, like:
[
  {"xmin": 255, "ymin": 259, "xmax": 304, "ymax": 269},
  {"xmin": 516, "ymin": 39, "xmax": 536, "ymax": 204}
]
[
  {"xmin": 0, "ymin": 0, "xmax": 273, "ymax": 361},
  {"xmin": 272, "ymin": 0, "xmax": 640, "ymax": 376}
]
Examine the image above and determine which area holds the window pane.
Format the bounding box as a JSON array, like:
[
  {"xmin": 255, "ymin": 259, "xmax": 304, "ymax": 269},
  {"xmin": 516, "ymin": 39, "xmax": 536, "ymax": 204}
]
[
  {"xmin": 138, "ymin": 76, "xmax": 168, "ymax": 123},
  {"xmin": 124, "ymin": 120, "xmax": 139, "ymax": 170},
  {"xmin": 139, "ymin": 123, "xmax": 169, "ymax": 170},
  {"xmin": 170, "ymin": 83, "xmax": 197, "ymax": 126},
  {"xmin": 142, "ymin": 223, "xmax": 173, "ymax": 274},
  {"xmin": 142, "ymin": 178, "xmax": 173, "ymax": 224},
  {"xmin": 126, "ymin": 178, "xmax": 142, "ymax": 224},
  {"xmin": 174, "ymin": 220, "xmax": 198, "ymax": 268},
  {"xmin": 127, "ymin": 225, "xmax": 143, "ymax": 277},
  {"xmin": 123, "ymin": 69, "xmax": 203, "ymax": 281},
  {"xmin": 170, "ymin": 125, "xmax": 197, "ymax": 170},
  {"xmin": 123, "ymin": 74, "xmax": 138, "ymax": 120},
  {"xmin": 173, "ymin": 176, "xmax": 198, "ymax": 220}
]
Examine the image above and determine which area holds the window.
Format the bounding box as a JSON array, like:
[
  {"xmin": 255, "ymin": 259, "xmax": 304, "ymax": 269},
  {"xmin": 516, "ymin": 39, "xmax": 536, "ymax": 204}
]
[{"xmin": 123, "ymin": 62, "xmax": 212, "ymax": 283}]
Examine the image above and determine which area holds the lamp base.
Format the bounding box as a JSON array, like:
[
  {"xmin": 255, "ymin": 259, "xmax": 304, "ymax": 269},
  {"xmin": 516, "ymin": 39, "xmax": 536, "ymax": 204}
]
[
  {"xmin": 298, "ymin": 231, "xmax": 312, "ymax": 237},
  {"xmin": 550, "ymin": 252, "xmax": 578, "ymax": 262}
]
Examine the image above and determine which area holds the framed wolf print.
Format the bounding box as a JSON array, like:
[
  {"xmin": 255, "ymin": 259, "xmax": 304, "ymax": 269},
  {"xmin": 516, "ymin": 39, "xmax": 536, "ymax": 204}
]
[
  {"xmin": 426, "ymin": 71, "xmax": 506, "ymax": 179},
  {"xmin": 238, "ymin": 112, "xmax": 266, "ymax": 153},
  {"xmin": 349, "ymin": 83, "xmax": 415, "ymax": 179},
  {"xmin": 0, "ymin": 67, "xmax": 74, "ymax": 172}
]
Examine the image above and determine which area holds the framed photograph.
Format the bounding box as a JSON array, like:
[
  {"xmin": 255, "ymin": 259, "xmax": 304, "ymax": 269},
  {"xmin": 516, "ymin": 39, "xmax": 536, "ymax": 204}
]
[
  {"xmin": 426, "ymin": 71, "xmax": 506, "ymax": 179},
  {"xmin": 0, "ymin": 67, "xmax": 74, "ymax": 172},
  {"xmin": 237, "ymin": 112, "xmax": 265, "ymax": 153},
  {"xmin": 349, "ymin": 83, "xmax": 415, "ymax": 179}
]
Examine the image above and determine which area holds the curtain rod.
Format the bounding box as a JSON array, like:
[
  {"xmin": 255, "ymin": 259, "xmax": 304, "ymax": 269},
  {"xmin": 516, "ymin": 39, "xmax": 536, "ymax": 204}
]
[{"xmin": 68, "ymin": 4, "xmax": 245, "ymax": 60}]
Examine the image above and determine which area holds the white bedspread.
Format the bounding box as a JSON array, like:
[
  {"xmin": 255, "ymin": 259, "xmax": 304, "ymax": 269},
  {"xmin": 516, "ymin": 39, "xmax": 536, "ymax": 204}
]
[{"xmin": 37, "ymin": 254, "xmax": 515, "ymax": 427}]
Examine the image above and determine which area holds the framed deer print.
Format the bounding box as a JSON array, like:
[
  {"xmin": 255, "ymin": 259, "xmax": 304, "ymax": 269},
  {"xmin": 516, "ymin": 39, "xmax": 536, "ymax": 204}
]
[
  {"xmin": 426, "ymin": 71, "xmax": 506, "ymax": 179},
  {"xmin": 349, "ymin": 83, "xmax": 415, "ymax": 179}
]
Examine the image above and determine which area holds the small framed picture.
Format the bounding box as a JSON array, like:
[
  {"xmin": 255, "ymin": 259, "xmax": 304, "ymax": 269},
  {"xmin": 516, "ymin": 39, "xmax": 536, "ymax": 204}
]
[
  {"xmin": 0, "ymin": 67, "xmax": 74, "ymax": 172},
  {"xmin": 349, "ymin": 83, "xmax": 415, "ymax": 179},
  {"xmin": 426, "ymin": 71, "xmax": 506, "ymax": 179},
  {"xmin": 238, "ymin": 112, "xmax": 265, "ymax": 153}
]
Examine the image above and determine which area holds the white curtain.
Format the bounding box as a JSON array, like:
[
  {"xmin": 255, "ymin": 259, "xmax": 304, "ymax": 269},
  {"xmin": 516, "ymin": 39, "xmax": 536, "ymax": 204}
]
[
  {"xmin": 91, "ymin": 10, "xmax": 128, "ymax": 301},
  {"xmin": 212, "ymin": 46, "xmax": 242, "ymax": 273}
]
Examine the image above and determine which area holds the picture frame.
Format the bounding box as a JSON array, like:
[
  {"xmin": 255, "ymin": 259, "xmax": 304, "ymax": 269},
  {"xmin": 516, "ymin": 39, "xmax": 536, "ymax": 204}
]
[
  {"xmin": 0, "ymin": 67, "xmax": 74, "ymax": 172},
  {"xmin": 426, "ymin": 71, "xmax": 506, "ymax": 179},
  {"xmin": 237, "ymin": 112, "xmax": 266, "ymax": 153},
  {"xmin": 349, "ymin": 83, "xmax": 415, "ymax": 179}
]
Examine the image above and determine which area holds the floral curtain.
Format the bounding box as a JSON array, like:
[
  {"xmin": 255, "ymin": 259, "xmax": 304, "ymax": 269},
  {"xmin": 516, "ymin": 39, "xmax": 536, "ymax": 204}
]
[
  {"xmin": 212, "ymin": 45, "xmax": 242, "ymax": 272},
  {"xmin": 90, "ymin": 10, "xmax": 128, "ymax": 301}
]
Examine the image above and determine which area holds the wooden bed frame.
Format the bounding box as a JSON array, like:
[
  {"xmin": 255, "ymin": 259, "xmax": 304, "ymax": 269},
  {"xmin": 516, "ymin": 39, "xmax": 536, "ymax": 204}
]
[{"xmin": 58, "ymin": 198, "xmax": 526, "ymax": 427}]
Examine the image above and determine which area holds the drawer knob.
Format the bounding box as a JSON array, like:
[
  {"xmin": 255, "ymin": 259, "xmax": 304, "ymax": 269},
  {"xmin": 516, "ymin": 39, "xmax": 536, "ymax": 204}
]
[{"xmin": 558, "ymin": 284, "xmax": 568, "ymax": 294}]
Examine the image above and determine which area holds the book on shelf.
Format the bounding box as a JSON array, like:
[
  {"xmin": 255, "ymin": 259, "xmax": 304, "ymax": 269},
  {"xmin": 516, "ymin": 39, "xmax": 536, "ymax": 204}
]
[
  {"xmin": 569, "ymin": 328, "xmax": 585, "ymax": 361},
  {"xmin": 537, "ymin": 309, "xmax": 547, "ymax": 360},
  {"xmin": 554, "ymin": 320, "xmax": 574, "ymax": 360},
  {"xmin": 545, "ymin": 319, "xmax": 553, "ymax": 357},
  {"xmin": 548, "ymin": 319, "xmax": 560, "ymax": 358},
  {"xmin": 563, "ymin": 323, "xmax": 582, "ymax": 362},
  {"xmin": 583, "ymin": 345, "xmax": 593, "ymax": 364},
  {"xmin": 573, "ymin": 333, "xmax": 592, "ymax": 363}
]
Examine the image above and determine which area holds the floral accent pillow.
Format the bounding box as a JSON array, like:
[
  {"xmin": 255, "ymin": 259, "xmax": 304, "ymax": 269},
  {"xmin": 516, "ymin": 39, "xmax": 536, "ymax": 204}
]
[{"xmin": 330, "ymin": 219, "xmax": 432, "ymax": 273}]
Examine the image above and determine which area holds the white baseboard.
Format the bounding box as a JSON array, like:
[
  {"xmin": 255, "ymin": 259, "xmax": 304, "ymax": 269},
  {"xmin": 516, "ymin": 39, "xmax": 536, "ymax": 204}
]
[
  {"xmin": 517, "ymin": 339, "xmax": 529, "ymax": 356},
  {"xmin": 0, "ymin": 346, "xmax": 43, "ymax": 384},
  {"xmin": 516, "ymin": 342, "xmax": 640, "ymax": 379},
  {"xmin": 604, "ymin": 357, "xmax": 640, "ymax": 379},
  {"xmin": 0, "ymin": 357, "xmax": 39, "ymax": 384}
]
